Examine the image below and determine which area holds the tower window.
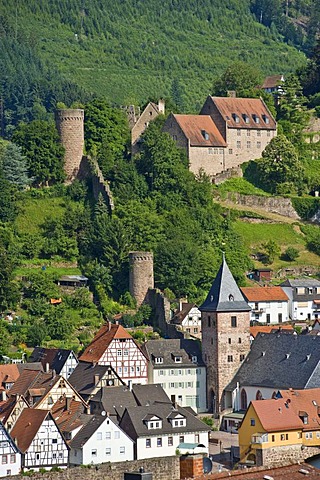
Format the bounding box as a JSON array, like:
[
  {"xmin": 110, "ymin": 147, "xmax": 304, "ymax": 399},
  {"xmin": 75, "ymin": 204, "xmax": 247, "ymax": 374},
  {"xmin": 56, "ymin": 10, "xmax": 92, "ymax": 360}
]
[
  {"xmin": 231, "ymin": 316, "xmax": 237, "ymax": 328},
  {"xmin": 227, "ymin": 355, "xmax": 233, "ymax": 362}
]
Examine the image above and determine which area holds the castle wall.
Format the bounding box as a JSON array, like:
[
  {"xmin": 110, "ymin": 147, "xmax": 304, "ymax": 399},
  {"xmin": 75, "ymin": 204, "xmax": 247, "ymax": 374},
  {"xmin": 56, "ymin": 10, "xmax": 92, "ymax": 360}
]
[
  {"xmin": 129, "ymin": 252, "xmax": 154, "ymax": 307},
  {"xmin": 55, "ymin": 109, "xmax": 84, "ymax": 183}
]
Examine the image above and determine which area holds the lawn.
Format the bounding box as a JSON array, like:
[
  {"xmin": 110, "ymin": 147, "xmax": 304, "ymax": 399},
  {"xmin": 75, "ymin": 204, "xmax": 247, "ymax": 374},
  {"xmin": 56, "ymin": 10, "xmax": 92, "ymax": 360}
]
[
  {"xmin": 234, "ymin": 221, "xmax": 303, "ymax": 249},
  {"xmin": 15, "ymin": 196, "xmax": 69, "ymax": 235}
]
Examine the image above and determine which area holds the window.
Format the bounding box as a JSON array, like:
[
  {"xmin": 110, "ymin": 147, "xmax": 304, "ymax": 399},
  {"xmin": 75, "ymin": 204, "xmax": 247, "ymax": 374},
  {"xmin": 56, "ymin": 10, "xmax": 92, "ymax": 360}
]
[
  {"xmin": 278, "ymin": 313, "xmax": 282, "ymax": 323},
  {"xmin": 36, "ymin": 453, "xmax": 40, "ymax": 461},
  {"xmin": 247, "ymin": 141, "xmax": 251, "ymax": 148},
  {"xmin": 106, "ymin": 448, "xmax": 111, "ymax": 455},
  {"xmin": 219, "ymin": 148, "xmax": 224, "ymax": 154},
  {"xmin": 208, "ymin": 148, "xmax": 213, "ymax": 154},
  {"xmin": 237, "ymin": 141, "xmax": 241, "ymax": 148},
  {"xmin": 237, "ymin": 130, "xmax": 241, "ymax": 136},
  {"xmin": 194, "ymin": 328, "xmax": 198, "ymax": 334},
  {"xmin": 6, "ymin": 471, "xmax": 11, "ymax": 476},
  {"xmin": 170, "ymin": 382, "xmax": 175, "ymax": 388},
  {"xmin": 114, "ymin": 431, "xmax": 120, "ymax": 439},
  {"xmin": 124, "ymin": 367, "xmax": 128, "ymax": 373},
  {"xmin": 280, "ymin": 434, "xmax": 288, "ymax": 441},
  {"xmin": 266, "ymin": 314, "xmax": 271, "ymax": 324},
  {"xmin": 106, "ymin": 432, "xmax": 111, "ymax": 439},
  {"xmin": 298, "ymin": 432, "xmax": 302, "ymax": 439},
  {"xmin": 118, "ymin": 367, "xmax": 122, "ymax": 374},
  {"xmin": 179, "ymin": 436, "xmax": 184, "ymax": 443},
  {"xmin": 267, "ymin": 130, "xmax": 271, "ymax": 137},
  {"xmin": 159, "ymin": 370, "xmax": 164, "ymax": 376},
  {"xmin": 232, "ymin": 113, "xmax": 240, "ymax": 123},
  {"xmin": 2, "ymin": 456, "xmax": 7, "ymax": 464},
  {"xmin": 117, "ymin": 350, "xmax": 122, "ymax": 356},
  {"xmin": 257, "ymin": 141, "xmax": 261, "ymax": 148},
  {"xmin": 120, "ymin": 446, "xmax": 125, "ymax": 454},
  {"xmin": 231, "ymin": 316, "xmax": 237, "ymax": 328},
  {"xmin": 174, "ymin": 356, "xmax": 182, "ymax": 363},
  {"xmin": 238, "ymin": 337, "xmax": 242, "ymax": 344},
  {"xmin": 155, "ymin": 357, "xmax": 163, "ymax": 364},
  {"xmin": 228, "ymin": 338, "xmax": 231, "ymax": 344},
  {"xmin": 195, "ymin": 434, "xmax": 200, "ymax": 443},
  {"xmin": 257, "ymin": 130, "xmax": 261, "ymax": 137},
  {"xmin": 263, "ymin": 115, "xmax": 270, "ymax": 124},
  {"xmin": 91, "ymin": 450, "xmax": 97, "ymax": 457},
  {"xmin": 97, "ymin": 432, "xmax": 102, "ymax": 440},
  {"xmin": 228, "ymin": 148, "xmax": 233, "ymax": 154},
  {"xmin": 178, "ymin": 370, "xmax": 182, "ymax": 375},
  {"xmin": 272, "ymin": 435, "xmax": 275, "ymax": 442},
  {"xmin": 146, "ymin": 438, "xmax": 151, "ymax": 448},
  {"xmin": 10, "ymin": 455, "xmax": 15, "ymax": 464},
  {"xmin": 168, "ymin": 436, "xmax": 173, "ymax": 446},
  {"xmin": 214, "ymin": 148, "xmax": 218, "ymax": 154},
  {"xmin": 208, "ymin": 316, "xmax": 211, "ymax": 327},
  {"xmin": 240, "ymin": 354, "xmax": 245, "ymax": 361},
  {"xmin": 227, "ymin": 355, "xmax": 233, "ymax": 362},
  {"xmin": 247, "ymin": 129, "xmax": 251, "ymax": 136},
  {"xmin": 123, "ymin": 350, "xmax": 129, "ymax": 357},
  {"xmin": 253, "ymin": 115, "xmax": 260, "ymax": 124},
  {"xmin": 250, "ymin": 419, "xmax": 255, "ymax": 426},
  {"xmin": 157, "ymin": 438, "xmax": 162, "ymax": 447},
  {"xmin": 306, "ymin": 432, "xmax": 313, "ymax": 439}
]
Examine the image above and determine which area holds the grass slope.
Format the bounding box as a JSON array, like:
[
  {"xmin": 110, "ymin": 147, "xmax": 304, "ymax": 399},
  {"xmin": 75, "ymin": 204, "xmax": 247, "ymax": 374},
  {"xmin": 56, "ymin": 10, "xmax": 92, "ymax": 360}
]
[{"xmin": 2, "ymin": 0, "xmax": 306, "ymax": 110}]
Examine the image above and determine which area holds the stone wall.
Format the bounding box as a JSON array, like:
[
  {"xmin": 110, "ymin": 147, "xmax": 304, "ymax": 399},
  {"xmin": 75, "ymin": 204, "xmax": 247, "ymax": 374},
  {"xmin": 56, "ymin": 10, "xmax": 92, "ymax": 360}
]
[
  {"xmin": 129, "ymin": 252, "xmax": 154, "ymax": 307},
  {"xmin": 147, "ymin": 288, "xmax": 172, "ymax": 336},
  {"xmin": 83, "ymin": 156, "xmax": 114, "ymax": 212},
  {"xmin": 55, "ymin": 109, "xmax": 84, "ymax": 183},
  {"xmin": 212, "ymin": 167, "xmax": 243, "ymax": 185},
  {"xmin": 11, "ymin": 456, "xmax": 180, "ymax": 480},
  {"xmin": 224, "ymin": 192, "xmax": 301, "ymax": 219},
  {"xmin": 257, "ymin": 444, "xmax": 320, "ymax": 468}
]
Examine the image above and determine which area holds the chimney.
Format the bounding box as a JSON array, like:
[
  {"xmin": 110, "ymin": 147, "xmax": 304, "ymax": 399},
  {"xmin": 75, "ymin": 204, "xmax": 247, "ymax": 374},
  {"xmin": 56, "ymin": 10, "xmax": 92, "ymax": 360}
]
[
  {"xmin": 45, "ymin": 363, "xmax": 50, "ymax": 373},
  {"xmin": 108, "ymin": 322, "xmax": 111, "ymax": 332},
  {"xmin": 86, "ymin": 405, "xmax": 90, "ymax": 415},
  {"xmin": 158, "ymin": 99, "xmax": 165, "ymax": 115},
  {"xmin": 0, "ymin": 391, "xmax": 6, "ymax": 402},
  {"xmin": 94, "ymin": 374, "xmax": 100, "ymax": 386},
  {"xmin": 65, "ymin": 397, "xmax": 71, "ymax": 411},
  {"xmin": 52, "ymin": 369, "xmax": 56, "ymax": 379},
  {"xmin": 128, "ymin": 380, "xmax": 132, "ymax": 392}
]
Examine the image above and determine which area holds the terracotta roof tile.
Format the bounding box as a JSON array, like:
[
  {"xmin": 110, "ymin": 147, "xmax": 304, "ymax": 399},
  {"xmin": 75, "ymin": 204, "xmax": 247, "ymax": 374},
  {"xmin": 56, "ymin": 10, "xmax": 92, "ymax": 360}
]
[
  {"xmin": 173, "ymin": 114, "xmax": 227, "ymax": 147},
  {"xmin": 241, "ymin": 286, "xmax": 288, "ymax": 302},
  {"xmin": 261, "ymin": 74, "xmax": 284, "ymax": 89},
  {"xmin": 250, "ymin": 325, "xmax": 293, "ymax": 338},
  {"xmin": 10, "ymin": 408, "xmax": 50, "ymax": 452},
  {"xmin": 280, "ymin": 388, "xmax": 320, "ymax": 431},
  {"xmin": 251, "ymin": 398, "xmax": 302, "ymax": 431},
  {"xmin": 210, "ymin": 96, "xmax": 276, "ymax": 130},
  {"xmin": 80, "ymin": 322, "xmax": 138, "ymax": 363},
  {"xmin": 0, "ymin": 365, "xmax": 20, "ymax": 387}
]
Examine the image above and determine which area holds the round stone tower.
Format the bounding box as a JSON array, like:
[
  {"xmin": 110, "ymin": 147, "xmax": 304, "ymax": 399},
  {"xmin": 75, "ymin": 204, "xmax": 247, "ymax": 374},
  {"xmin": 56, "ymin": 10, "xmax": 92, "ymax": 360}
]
[
  {"xmin": 55, "ymin": 109, "xmax": 84, "ymax": 183},
  {"xmin": 129, "ymin": 251, "xmax": 154, "ymax": 307}
]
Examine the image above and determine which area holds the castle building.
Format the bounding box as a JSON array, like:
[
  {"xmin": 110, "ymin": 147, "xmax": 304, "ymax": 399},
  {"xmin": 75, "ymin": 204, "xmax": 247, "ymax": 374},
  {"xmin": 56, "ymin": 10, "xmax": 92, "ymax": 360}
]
[
  {"xmin": 200, "ymin": 256, "xmax": 251, "ymax": 414},
  {"xmin": 129, "ymin": 251, "xmax": 154, "ymax": 307}
]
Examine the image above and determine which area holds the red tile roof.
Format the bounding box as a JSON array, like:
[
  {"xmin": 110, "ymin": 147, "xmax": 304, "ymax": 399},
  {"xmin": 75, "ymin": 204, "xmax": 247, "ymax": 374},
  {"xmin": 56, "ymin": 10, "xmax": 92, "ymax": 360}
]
[
  {"xmin": 52, "ymin": 397, "xmax": 87, "ymax": 435},
  {"xmin": 10, "ymin": 408, "xmax": 50, "ymax": 452},
  {"xmin": 196, "ymin": 463, "xmax": 320, "ymax": 479},
  {"xmin": 250, "ymin": 325, "xmax": 293, "ymax": 338},
  {"xmin": 251, "ymin": 398, "xmax": 302, "ymax": 431},
  {"xmin": 0, "ymin": 364, "xmax": 20, "ymax": 389},
  {"xmin": 80, "ymin": 322, "xmax": 135, "ymax": 363},
  {"xmin": 280, "ymin": 389, "xmax": 320, "ymax": 431},
  {"xmin": 210, "ymin": 96, "xmax": 276, "ymax": 130},
  {"xmin": 173, "ymin": 114, "xmax": 227, "ymax": 147},
  {"xmin": 241, "ymin": 286, "xmax": 288, "ymax": 302},
  {"xmin": 261, "ymin": 74, "xmax": 284, "ymax": 89}
]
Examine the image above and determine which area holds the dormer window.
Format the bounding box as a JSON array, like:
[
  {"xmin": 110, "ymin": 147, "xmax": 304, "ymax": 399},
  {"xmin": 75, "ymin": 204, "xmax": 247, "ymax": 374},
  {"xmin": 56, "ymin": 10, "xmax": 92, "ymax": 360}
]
[
  {"xmin": 229, "ymin": 294, "xmax": 234, "ymax": 302},
  {"xmin": 253, "ymin": 114, "xmax": 260, "ymax": 124},
  {"xmin": 242, "ymin": 114, "xmax": 250, "ymax": 124},
  {"xmin": 155, "ymin": 357, "xmax": 163, "ymax": 364},
  {"xmin": 232, "ymin": 113, "xmax": 240, "ymax": 123},
  {"xmin": 170, "ymin": 415, "xmax": 186, "ymax": 428},
  {"xmin": 174, "ymin": 355, "xmax": 182, "ymax": 363},
  {"xmin": 201, "ymin": 130, "xmax": 209, "ymax": 140},
  {"xmin": 144, "ymin": 415, "xmax": 162, "ymax": 429},
  {"xmin": 192, "ymin": 356, "xmax": 197, "ymax": 363},
  {"xmin": 262, "ymin": 114, "xmax": 270, "ymax": 124},
  {"xmin": 299, "ymin": 411, "xmax": 308, "ymax": 424}
]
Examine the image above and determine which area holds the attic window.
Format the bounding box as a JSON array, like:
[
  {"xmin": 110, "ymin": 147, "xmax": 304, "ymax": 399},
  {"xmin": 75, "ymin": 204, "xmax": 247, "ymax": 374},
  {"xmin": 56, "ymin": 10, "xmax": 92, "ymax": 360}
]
[
  {"xmin": 174, "ymin": 356, "xmax": 182, "ymax": 363},
  {"xmin": 262, "ymin": 114, "xmax": 270, "ymax": 124},
  {"xmin": 201, "ymin": 130, "xmax": 209, "ymax": 140},
  {"xmin": 299, "ymin": 411, "xmax": 308, "ymax": 424},
  {"xmin": 229, "ymin": 294, "xmax": 234, "ymax": 302},
  {"xmin": 155, "ymin": 357, "xmax": 163, "ymax": 364},
  {"xmin": 192, "ymin": 356, "xmax": 197, "ymax": 363},
  {"xmin": 232, "ymin": 113, "xmax": 240, "ymax": 123},
  {"xmin": 242, "ymin": 114, "xmax": 250, "ymax": 124},
  {"xmin": 253, "ymin": 114, "xmax": 260, "ymax": 124}
]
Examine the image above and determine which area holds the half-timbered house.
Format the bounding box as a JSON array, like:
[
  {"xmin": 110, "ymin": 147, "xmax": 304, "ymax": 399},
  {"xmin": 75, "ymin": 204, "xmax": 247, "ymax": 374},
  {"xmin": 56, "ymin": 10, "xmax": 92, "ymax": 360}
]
[
  {"xmin": 0, "ymin": 422, "xmax": 21, "ymax": 477},
  {"xmin": 28, "ymin": 348, "xmax": 78, "ymax": 379},
  {"xmin": 0, "ymin": 395, "xmax": 29, "ymax": 433},
  {"xmin": 80, "ymin": 323, "xmax": 148, "ymax": 385},
  {"xmin": 10, "ymin": 409, "xmax": 69, "ymax": 471}
]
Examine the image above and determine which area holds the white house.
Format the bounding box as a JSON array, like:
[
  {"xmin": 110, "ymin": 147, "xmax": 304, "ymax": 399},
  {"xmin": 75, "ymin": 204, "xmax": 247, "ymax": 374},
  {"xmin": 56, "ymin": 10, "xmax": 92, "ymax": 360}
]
[
  {"xmin": 280, "ymin": 279, "xmax": 320, "ymax": 321},
  {"xmin": 171, "ymin": 303, "xmax": 201, "ymax": 338},
  {"xmin": 69, "ymin": 414, "xmax": 134, "ymax": 465},
  {"xmin": 10, "ymin": 409, "xmax": 69, "ymax": 471},
  {"xmin": 143, "ymin": 339, "xmax": 207, "ymax": 413},
  {"xmin": 241, "ymin": 286, "xmax": 289, "ymax": 324},
  {"xmin": 0, "ymin": 422, "xmax": 21, "ymax": 477},
  {"xmin": 119, "ymin": 404, "xmax": 210, "ymax": 460}
]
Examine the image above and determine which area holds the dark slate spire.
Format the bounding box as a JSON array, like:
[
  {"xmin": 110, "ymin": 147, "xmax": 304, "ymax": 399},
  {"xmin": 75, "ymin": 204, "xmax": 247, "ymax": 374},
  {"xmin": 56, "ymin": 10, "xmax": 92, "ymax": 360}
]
[{"xmin": 200, "ymin": 255, "xmax": 250, "ymax": 312}]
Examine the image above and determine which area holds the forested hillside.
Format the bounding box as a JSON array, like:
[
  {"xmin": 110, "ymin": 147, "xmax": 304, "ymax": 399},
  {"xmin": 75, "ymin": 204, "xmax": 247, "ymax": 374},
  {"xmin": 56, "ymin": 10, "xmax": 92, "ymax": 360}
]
[{"xmin": 0, "ymin": 0, "xmax": 307, "ymax": 135}]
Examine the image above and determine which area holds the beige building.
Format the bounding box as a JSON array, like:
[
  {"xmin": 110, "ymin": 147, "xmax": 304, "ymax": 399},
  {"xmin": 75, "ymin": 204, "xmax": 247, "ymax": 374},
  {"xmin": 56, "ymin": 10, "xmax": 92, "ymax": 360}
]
[
  {"xmin": 131, "ymin": 100, "xmax": 165, "ymax": 155},
  {"xmin": 164, "ymin": 96, "xmax": 276, "ymax": 180},
  {"xmin": 163, "ymin": 114, "xmax": 227, "ymax": 177}
]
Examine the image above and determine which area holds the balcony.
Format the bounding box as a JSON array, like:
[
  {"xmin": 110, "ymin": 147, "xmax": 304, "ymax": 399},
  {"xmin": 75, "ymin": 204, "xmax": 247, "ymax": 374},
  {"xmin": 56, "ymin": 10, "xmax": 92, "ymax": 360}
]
[
  {"xmin": 252, "ymin": 308, "xmax": 266, "ymax": 314},
  {"xmin": 251, "ymin": 433, "xmax": 268, "ymax": 444}
]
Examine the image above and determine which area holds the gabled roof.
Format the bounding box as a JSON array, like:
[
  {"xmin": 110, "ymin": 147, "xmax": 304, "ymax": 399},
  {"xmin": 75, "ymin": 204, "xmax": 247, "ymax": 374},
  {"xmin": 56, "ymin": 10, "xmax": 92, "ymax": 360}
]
[
  {"xmin": 206, "ymin": 96, "xmax": 276, "ymax": 130},
  {"xmin": 171, "ymin": 303, "xmax": 199, "ymax": 325},
  {"xmin": 261, "ymin": 74, "xmax": 284, "ymax": 89},
  {"xmin": 79, "ymin": 322, "xmax": 138, "ymax": 363},
  {"xmin": 227, "ymin": 333, "xmax": 320, "ymax": 391},
  {"xmin": 143, "ymin": 339, "xmax": 204, "ymax": 367},
  {"xmin": 10, "ymin": 408, "xmax": 51, "ymax": 452},
  {"xmin": 280, "ymin": 388, "xmax": 320, "ymax": 431},
  {"xmin": 172, "ymin": 114, "xmax": 227, "ymax": 147},
  {"xmin": 250, "ymin": 325, "xmax": 293, "ymax": 339},
  {"xmin": 51, "ymin": 397, "xmax": 88, "ymax": 435},
  {"xmin": 68, "ymin": 361, "xmax": 123, "ymax": 398},
  {"xmin": 200, "ymin": 463, "xmax": 320, "ymax": 479},
  {"xmin": 9, "ymin": 369, "xmax": 43, "ymax": 398},
  {"xmin": 250, "ymin": 398, "xmax": 302, "ymax": 432},
  {"xmin": 241, "ymin": 286, "xmax": 288, "ymax": 302},
  {"xmin": 0, "ymin": 364, "xmax": 20, "ymax": 390},
  {"xmin": 281, "ymin": 278, "xmax": 320, "ymax": 288},
  {"xmin": 0, "ymin": 395, "xmax": 28, "ymax": 425},
  {"xmin": 119, "ymin": 404, "xmax": 210, "ymax": 440},
  {"xmin": 28, "ymin": 348, "xmax": 76, "ymax": 374},
  {"xmin": 200, "ymin": 256, "xmax": 250, "ymax": 312}
]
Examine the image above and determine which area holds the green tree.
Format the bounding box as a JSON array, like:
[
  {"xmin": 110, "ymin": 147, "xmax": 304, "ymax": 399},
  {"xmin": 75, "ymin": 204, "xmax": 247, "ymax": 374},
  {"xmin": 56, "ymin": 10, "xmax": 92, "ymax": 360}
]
[
  {"xmin": 0, "ymin": 142, "xmax": 31, "ymax": 189},
  {"xmin": 212, "ymin": 61, "xmax": 263, "ymax": 98},
  {"xmin": 12, "ymin": 120, "xmax": 65, "ymax": 186},
  {"xmin": 284, "ymin": 246, "xmax": 299, "ymax": 261},
  {"xmin": 0, "ymin": 246, "xmax": 20, "ymax": 312},
  {"xmin": 257, "ymin": 135, "xmax": 304, "ymax": 194},
  {"xmin": 0, "ymin": 322, "xmax": 11, "ymax": 355},
  {"xmin": 261, "ymin": 240, "xmax": 281, "ymax": 264}
]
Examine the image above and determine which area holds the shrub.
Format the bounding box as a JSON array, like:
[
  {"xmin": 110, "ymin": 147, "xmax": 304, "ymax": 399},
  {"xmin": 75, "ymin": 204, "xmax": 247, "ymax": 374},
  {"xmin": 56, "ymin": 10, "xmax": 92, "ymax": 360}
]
[{"xmin": 284, "ymin": 247, "xmax": 299, "ymax": 261}]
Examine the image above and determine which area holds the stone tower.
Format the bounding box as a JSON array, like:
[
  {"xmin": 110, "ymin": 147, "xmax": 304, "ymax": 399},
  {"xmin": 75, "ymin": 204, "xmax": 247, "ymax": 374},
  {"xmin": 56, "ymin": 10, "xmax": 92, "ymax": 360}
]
[
  {"xmin": 200, "ymin": 255, "xmax": 251, "ymax": 414},
  {"xmin": 55, "ymin": 109, "xmax": 84, "ymax": 183},
  {"xmin": 129, "ymin": 251, "xmax": 154, "ymax": 307}
]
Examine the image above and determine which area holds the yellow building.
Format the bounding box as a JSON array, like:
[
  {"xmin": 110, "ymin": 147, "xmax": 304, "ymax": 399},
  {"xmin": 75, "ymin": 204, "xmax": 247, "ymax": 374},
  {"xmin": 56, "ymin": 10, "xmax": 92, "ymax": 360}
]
[{"xmin": 238, "ymin": 389, "xmax": 320, "ymax": 467}]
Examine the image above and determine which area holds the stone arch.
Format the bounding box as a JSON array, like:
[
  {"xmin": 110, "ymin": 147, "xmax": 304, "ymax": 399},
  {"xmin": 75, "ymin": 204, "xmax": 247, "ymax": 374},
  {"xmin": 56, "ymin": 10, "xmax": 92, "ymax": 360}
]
[
  {"xmin": 256, "ymin": 390, "xmax": 263, "ymax": 400},
  {"xmin": 240, "ymin": 388, "xmax": 247, "ymax": 410}
]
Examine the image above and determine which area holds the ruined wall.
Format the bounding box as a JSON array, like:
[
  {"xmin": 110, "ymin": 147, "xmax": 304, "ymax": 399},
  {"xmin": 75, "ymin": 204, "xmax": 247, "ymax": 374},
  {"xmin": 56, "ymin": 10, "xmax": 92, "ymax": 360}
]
[
  {"xmin": 257, "ymin": 444, "xmax": 320, "ymax": 468},
  {"xmin": 55, "ymin": 109, "xmax": 84, "ymax": 183},
  {"xmin": 147, "ymin": 288, "xmax": 172, "ymax": 336},
  {"xmin": 223, "ymin": 192, "xmax": 301, "ymax": 219},
  {"xmin": 212, "ymin": 167, "xmax": 243, "ymax": 185},
  {"xmin": 129, "ymin": 252, "xmax": 154, "ymax": 307},
  {"xmin": 11, "ymin": 456, "xmax": 179, "ymax": 480}
]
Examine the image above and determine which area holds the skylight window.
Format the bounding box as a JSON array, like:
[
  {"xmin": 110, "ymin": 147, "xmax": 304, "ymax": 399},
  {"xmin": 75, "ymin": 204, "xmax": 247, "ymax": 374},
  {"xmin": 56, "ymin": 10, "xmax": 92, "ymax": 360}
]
[{"xmin": 201, "ymin": 130, "xmax": 209, "ymax": 140}]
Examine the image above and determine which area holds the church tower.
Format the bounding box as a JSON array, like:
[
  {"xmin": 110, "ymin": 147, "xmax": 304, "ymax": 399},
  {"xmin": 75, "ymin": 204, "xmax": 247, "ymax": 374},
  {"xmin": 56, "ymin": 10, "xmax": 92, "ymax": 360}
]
[{"xmin": 200, "ymin": 255, "xmax": 251, "ymax": 414}]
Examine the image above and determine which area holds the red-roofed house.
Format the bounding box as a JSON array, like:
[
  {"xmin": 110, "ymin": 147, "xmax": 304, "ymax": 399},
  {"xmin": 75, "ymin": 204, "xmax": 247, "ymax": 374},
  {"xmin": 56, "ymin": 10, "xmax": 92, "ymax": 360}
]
[
  {"xmin": 241, "ymin": 286, "xmax": 289, "ymax": 324},
  {"xmin": 79, "ymin": 322, "xmax": 148, "ymax": 385},
  {"xmin": 239, "ymin": 388, "xmax": 320, "ymax": 467},
  {"xmin": 171, "ymin": 302, "xmax": 201, "ymax": 338},
  {"xmin": 163, "ymin": 113, "xmax": 227, "ymax": 177}
]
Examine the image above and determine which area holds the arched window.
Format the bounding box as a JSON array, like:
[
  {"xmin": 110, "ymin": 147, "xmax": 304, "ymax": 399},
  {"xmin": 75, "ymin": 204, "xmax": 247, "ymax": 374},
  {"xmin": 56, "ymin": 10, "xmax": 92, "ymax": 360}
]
[
  {"xmin": 256, "ymin": 390, "xmax": 263, "ymax": 401},
  {"xmin": 240, "ymin": 388, "xmax": 247, "ymax": 410}
]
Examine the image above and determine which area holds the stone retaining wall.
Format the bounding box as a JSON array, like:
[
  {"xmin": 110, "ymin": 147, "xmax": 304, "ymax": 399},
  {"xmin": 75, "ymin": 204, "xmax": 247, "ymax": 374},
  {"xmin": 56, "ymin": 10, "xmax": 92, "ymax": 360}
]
[
  {"xmin": 224, "ymin": 192, "xmax": 300, "ymax": 219},
  {"xmin": 257, "ymin": 444, "xmax": 320, "ymax": 467}
]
